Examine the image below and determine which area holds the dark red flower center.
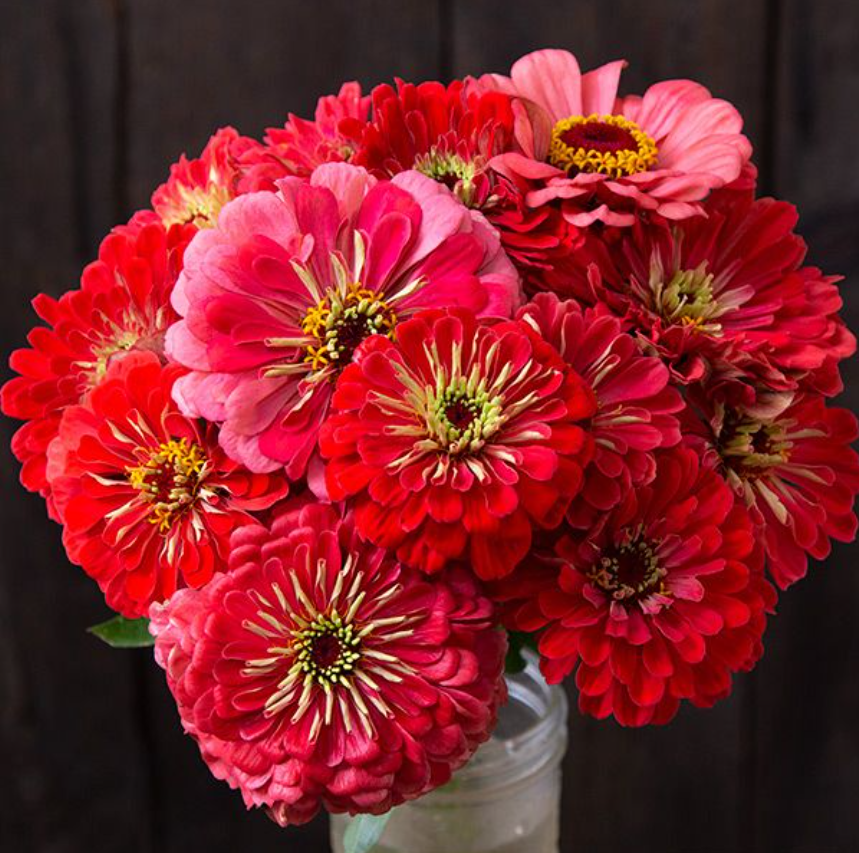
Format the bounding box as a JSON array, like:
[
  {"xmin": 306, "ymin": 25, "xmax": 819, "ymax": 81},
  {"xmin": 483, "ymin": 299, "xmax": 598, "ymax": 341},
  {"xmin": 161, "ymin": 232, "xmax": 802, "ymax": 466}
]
[
  {"xmin": 444, "ymin": 399, "xmax": 479, "ymax": 432},
  {"xmin": 589, "ymin": 535, "xmax": 667, "ymax": 602},
  {"xmin": 548, "ymin": 114, "xmax": 658, "ymax": 177},
  {"xmin": 293, "ymin": 617, "xmax": 363, "ymax": 688},
  {"xmin": 559, "ymin": 121, "xmax": 638, "ymax": 153},
  {"xmin": 309, "ymin": 633, "xmax": 343, "ymax": 670}
]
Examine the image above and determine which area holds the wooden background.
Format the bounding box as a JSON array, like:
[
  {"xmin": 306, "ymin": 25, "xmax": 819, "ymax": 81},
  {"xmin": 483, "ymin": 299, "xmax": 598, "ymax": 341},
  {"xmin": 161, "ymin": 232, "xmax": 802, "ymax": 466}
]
[{"xmin": 2, "ymin": 2, "xmax": 858, "ymax": 851}]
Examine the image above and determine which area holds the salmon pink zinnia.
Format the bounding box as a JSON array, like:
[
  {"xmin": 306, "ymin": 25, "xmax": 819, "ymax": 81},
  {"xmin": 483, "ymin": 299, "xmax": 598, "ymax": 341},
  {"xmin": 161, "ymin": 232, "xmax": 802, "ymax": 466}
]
[
  {"xmin": 471, "ymin": 49, "xmax": 752, "ymax": 227},
  {"xmin": 150, "ymin": 499, "xmax": 507, "ymax": 826},
  {"xmin": 166, "ymin": 163, "xmax": 522, "ymax": 478}
]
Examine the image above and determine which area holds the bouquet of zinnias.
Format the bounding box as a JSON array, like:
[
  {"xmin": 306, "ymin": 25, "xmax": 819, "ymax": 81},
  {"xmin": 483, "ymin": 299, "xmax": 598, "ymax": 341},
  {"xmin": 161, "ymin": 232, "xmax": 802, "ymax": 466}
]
[{"xmin": 4, "ymin": 48, "xmax": 858, "ymax": 835}]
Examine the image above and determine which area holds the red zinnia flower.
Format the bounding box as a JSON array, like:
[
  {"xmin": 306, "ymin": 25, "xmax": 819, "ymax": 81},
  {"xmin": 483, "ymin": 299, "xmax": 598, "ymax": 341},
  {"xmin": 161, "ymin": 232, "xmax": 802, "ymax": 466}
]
[
  {"xmin": 519, "ymin": 293, "xmax": 684, "ymax": 525},
  {"xmin": 498, "ymin": 447, "xmax": 775, "ymax": 726},
  {"xmin": 1, "ymin": 218, "xmax": 191, "ymax": 515},
  {"xmin": 46, "ymin": 352, "xmax": 287, "ymax": 617},
  {"xmin": 689, "ymin": 389, "xmax": 859, "ymax": 589},
  {"xmin": 563, "ymin": 187, "xmax": 855, "ymax": 394},
  {"xmin": 150, "ymin": 498, "xmax": 506, "ymax": 826},
  {"xmin": 351, "ymin": 79, "xmax": 584, "ymax": 294},
  {"xmin": 320, "ymin": 308, "xmax": 596, "ymax": 578},
  {"xmin": 241, "ymin": 82, "xmax": 371, "ymax": 185},
  {"xmin": 152, "ymin": 127, "xmax": 268, "ymax": 230}
]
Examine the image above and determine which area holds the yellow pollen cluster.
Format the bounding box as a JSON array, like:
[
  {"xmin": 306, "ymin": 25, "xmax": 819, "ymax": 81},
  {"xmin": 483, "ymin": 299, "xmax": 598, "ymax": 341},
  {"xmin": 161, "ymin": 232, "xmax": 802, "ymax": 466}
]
[
  {"xmin": 126, "ymin": 438, "xmax": 207, "ymax": 531},
  {"xmin": 301, "ymin": 282, "xmax": 397, "ymax": 371},
  {"xmin": 548, "ymin": 114, "xmax": 658, "ymax": 178}
]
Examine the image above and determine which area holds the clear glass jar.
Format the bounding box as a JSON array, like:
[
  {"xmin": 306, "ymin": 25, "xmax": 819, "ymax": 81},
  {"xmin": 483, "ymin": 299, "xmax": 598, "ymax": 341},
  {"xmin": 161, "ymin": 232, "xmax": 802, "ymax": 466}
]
[{"xmin": 329, "ymin": 653, "xmax": 568, "ymax": 853}]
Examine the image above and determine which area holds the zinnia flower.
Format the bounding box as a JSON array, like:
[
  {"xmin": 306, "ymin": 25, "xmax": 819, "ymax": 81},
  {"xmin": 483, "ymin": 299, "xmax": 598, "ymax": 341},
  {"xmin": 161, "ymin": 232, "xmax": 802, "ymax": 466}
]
[
  {"xmin": 351, "ymin": 78, "xmax": 584, "ymax": 294},
  {"xmin": 46, "ymin": 352, "xmax": 287, "ymax": 617},
  {"xmin": 320, "ymin": 308, "xmax": 595, "ymax": 578},
  {"xmin": 518, "ymin": 293, "xmax": 684, "ymax": 524},
  {"xmin": 564, "ymin": 187, "xmax": 855, "ymax": 393},
  {"xmin": 166, "ymin": 163, "xmax": 522, "ymax": 478},
  {"xmin": 151, "ymin": 127, "xmax": 268, "ymax": 229},
  {"xmin": 149, "ymin": 498, "xmax": 506, "ymax": 826},
  {"xmin": 690, "ymin": 389, "xmax": 859, "ymax": 589},
  {"xmin": 499, "ymin": 447, "xmax": 775, "ymax": 726},
  {"xmin": 471, "ymin": 49, "xmax": 752, "ymax": 227},
  {"xmin": 354, "ymin": 79, "xmax": 515, "ymax": 209},
  {"xmin": 241, "ymin": 83, "xmax": 371, "ymax": 184},
  {"xmin": 1, "ymin": 218, "xmax": 190, "ymax": 515}
]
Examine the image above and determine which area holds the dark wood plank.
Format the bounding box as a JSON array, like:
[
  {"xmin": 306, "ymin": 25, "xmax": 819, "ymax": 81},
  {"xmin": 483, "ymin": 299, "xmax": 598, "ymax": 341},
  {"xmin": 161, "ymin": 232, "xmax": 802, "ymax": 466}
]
[
  {"xmin": 451, "ymin": 4, "xmax": 770, "ymax": 852},
  {"xmin": 0, "ymin": 2, "xmax": 155, "ymax": 851},
  {"xmin": 122, "ymin": 2, "xmax": 442, "ymax": 849},
  {"xmin": 126, "ymin": 0, "xmax": 445, "ymax": 210},
  {"xmin": 753, "ymin": 4, "xmax": 859, "ymax": 850}
]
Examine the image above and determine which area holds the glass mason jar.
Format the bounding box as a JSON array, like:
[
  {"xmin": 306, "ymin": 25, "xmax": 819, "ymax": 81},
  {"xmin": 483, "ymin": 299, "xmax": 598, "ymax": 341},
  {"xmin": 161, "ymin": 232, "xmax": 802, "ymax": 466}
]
[{"xmin": 330, "ymin": 653, "xmax": 568, "ymax": 853}]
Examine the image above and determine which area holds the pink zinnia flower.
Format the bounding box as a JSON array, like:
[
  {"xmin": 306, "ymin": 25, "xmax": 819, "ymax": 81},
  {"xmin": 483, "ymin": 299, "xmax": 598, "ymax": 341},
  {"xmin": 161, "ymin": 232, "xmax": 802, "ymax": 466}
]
[
  {"xmin": 1, "ymin": 218, "xmax": 191, "ymax": 516},
  {"xmin": 471, "ymin": 49, "xmax": 752, "ymax": 226},
  {"xmin": 497, "ymin": 447, "xmax": 775, "ymax": 727},
  {"xmin": 167, "ymin": 164, "xmax": 522, "ymax": 478},
  {"xmin": 519, "ymin": 293, "xmax": 684, "ymax": 525},
  {"xmin": 690, "ymin": 389, "xmax": 859, "ymax": 589},
  {"xmin": 320, "ymin": 308, "xmax": 595, "ymax": 578},
  {"xmin": 46, "ymin": 352, "xmax": 287, "ymax": 617},
  {"xmin": 150, "ymin": 499, "xmax": 506, "ymax": 826},
  {"xmin": 565, "ymin": 187, "xmax": 855, "ymax": 394}
]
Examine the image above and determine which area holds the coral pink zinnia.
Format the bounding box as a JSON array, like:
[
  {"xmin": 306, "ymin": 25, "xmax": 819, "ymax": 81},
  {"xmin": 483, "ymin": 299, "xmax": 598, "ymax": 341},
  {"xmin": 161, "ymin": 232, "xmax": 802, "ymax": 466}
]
[
  {"xmin": 499, "ymin": 447, "xmax": 775, "ymax": 727},
  {"xmin": 1, "ymin": 217, "xmax": 191, "ymax": 515},
  {"xmin": 471, "ymin": 49, "xmax": 752, "ymax": 227},
  {"xmin": 166, "ymin": 163, "xmax": 522, "ymax": 478},
  {"xmin": 565, "ymin": 187, "xmax": 856, "ymax": 394},
  {"xmin": 691, "ymin": 389, "xmax": 859, "ymax": 589},
  {"xmin": 46, "ymin": 352, "xmax": 287, "ymax": 617},
  {"xmin": 320, "ymin": 308, "xmax": 596, "ymax": 578},
  {"xmin": 518, "ymin": 293, "xmax": 684, "ymax": 525},
  {"xmin": 149, "ymin": 498, "xmax": 507, "ymax": 826}
]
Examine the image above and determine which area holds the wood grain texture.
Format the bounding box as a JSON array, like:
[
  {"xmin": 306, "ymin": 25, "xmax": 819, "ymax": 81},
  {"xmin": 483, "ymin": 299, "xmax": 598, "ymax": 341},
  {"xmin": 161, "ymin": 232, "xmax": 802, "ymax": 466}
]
[
  {"xmin": 0, "ymin": 2, "xmax": 154, "ymax": 852},
  {"xmin": 752, "ymin": 4, "xmax": 859, "ymax": 851}
]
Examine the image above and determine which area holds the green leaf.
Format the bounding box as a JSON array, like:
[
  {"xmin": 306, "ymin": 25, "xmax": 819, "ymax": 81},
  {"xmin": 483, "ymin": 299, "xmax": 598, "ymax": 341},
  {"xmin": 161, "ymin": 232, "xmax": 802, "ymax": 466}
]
[
  {"xmin": 342, "ymin": 812, "xmax": 391, "ymax": 853},
  {"xmin": 505, "ymin": 630, "xmax": 533, "ymax": 675},
  {"xmin": 88, "ymin": 615, "xmax": 154, "ymax": 648}
]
